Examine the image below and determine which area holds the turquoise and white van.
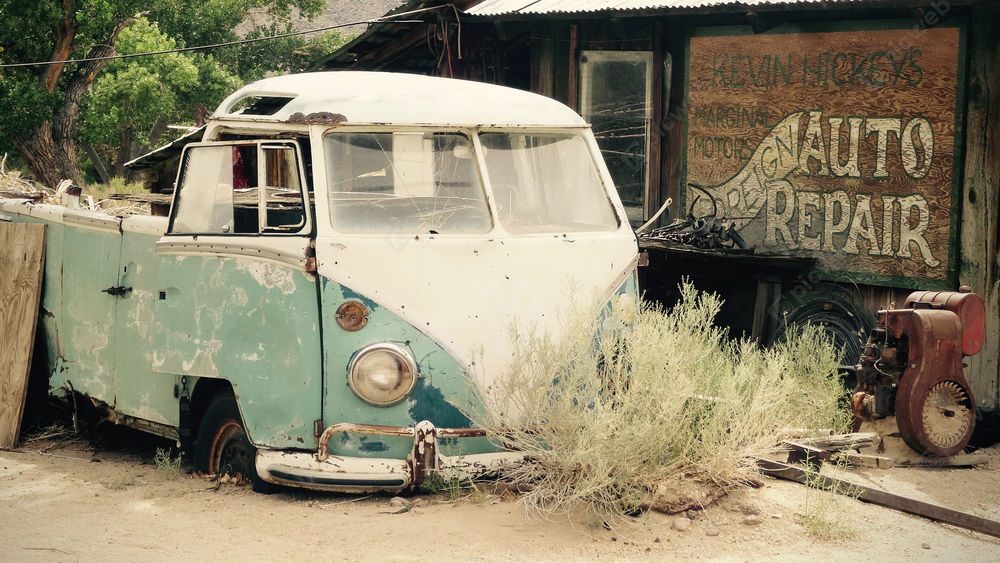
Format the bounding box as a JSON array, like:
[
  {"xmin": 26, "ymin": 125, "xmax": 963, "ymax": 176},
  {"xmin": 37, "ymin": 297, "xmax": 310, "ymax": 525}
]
[{"xmin": 2, "ymin": 72, "xmax": 639, "ymax": 492}]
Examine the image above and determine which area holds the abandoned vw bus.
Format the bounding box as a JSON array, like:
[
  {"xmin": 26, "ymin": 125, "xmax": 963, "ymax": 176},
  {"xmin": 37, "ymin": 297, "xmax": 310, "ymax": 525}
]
[{"xmin": 2, "ymin": 72, "xmax": 639, "ymax": 492}]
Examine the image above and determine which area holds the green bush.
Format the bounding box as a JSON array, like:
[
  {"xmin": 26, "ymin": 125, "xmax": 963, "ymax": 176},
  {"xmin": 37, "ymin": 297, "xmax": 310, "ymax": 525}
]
[
  {"xmin": 83, "ymin": 177, "xmax": 147, "ymax": 201},
  {"xmin": 478, "ymin": 281, "xmax": 848, "ymax": 524}
]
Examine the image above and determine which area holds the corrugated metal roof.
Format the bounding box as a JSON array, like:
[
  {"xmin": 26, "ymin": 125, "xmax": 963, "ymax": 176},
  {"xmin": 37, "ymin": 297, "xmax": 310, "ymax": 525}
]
[
  {"xmin": 125, "ymin": 125, "xmax": 206, "ymax": 170},
  {"xmin": 466, "ymin": 0, "xmax": 871, "ymax": 16}
]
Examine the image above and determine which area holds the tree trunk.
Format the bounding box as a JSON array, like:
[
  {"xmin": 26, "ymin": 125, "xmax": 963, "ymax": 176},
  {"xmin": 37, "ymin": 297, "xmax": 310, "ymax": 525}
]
[
  {"xmin": 16, "ymin": 16, "xmax": 131, "ymax": 191},
  {"xmin": 84, "ymin": 145, "xmax": 113, "ymax": 184},
  {"xmin": 14, "ymin": 123, "xmax": 88, "ymax": 190},
  {"xmin": 114, "ymin": 126, "xmax": 132, "ymax": 179},
  {"xmin": 148, "ymin": 117, "xmax": 168, "ymax": 148}
]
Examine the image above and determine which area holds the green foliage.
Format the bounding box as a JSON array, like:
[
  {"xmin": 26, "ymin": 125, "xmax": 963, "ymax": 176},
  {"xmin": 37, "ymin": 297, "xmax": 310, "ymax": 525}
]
[
  {"xmin": 154, "ymin": 448, "xmax": 183, "ymax": 480},
  {"xmin": 0, "ymin": 1, "xmax": 144, "ymax": 153},
  {"xmin": 1, "ymin": 0, "xmax": 350, "ymax": 183},
  {"xmin": 0, "ymin": 78, "xmax": 62, "ymax": 151},
  {"xmin": 84, "ymin": 176, "xmax": 147, "ymax": 201},
  {"xmin": 81, "ymin": 17, "xmax": 239, "ymax": 148},
  {"xmin": 147, "ymin": 0, "xmax": 345, "ymax": 83},
  {"xmin": 478, "ymin": 281, "xmax": 849, "ymax": 525},
  {"xmin": 420, "ymin": 472, "xmax": 476, "ymax": 501}
]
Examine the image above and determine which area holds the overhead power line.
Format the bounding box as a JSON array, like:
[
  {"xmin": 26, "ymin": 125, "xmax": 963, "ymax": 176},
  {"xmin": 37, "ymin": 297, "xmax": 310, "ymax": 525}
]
[{"xmin": 0, "ymin": 6, "xmax": 445, "ymax": 69}]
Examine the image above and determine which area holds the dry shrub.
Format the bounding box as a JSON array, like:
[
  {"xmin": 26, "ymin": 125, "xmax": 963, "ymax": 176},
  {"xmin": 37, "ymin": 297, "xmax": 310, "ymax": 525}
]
[{"xmin": 479, "ymin": 281, "xmax": 848, "ymax": 524}]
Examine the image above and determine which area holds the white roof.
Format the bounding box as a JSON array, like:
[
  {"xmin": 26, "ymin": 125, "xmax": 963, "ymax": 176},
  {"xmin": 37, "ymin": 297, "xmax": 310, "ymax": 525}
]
[{"xmin": 214, "ymin": 71, "xmax": 586, "ymax": 127}]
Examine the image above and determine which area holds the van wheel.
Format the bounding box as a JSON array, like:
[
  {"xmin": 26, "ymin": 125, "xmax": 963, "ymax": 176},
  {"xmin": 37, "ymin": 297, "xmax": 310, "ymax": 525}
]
[{"xmin": 195, "ymin": 389, "xmax": 270, "ymax": 493}]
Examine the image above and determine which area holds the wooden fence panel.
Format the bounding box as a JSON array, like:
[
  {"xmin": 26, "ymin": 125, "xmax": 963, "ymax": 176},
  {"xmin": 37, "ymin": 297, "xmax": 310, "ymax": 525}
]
[
  {"xmin": 961, "ymin": 2, "xmax": 1000, "ymax": 409},
  {"xmin": 0, "ymin": 222, "xmax": 47, "ymax": 449}
]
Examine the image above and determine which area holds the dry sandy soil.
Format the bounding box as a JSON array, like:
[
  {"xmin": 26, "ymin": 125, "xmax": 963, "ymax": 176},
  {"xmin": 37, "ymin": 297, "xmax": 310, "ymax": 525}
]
[{"xmin": 3, "ymin": 426, "xmax": 1000, "ymax": 563}]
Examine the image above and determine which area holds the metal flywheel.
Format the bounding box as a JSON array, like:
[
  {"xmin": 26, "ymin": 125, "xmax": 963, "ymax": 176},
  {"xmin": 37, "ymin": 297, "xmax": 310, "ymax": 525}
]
[{"xmin": 920, "ymin": 381, "xmax": 973, "ymax": 451}]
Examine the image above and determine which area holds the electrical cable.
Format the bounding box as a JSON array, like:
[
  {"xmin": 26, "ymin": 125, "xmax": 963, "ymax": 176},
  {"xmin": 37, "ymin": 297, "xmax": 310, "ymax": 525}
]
[{"xmin": 0, "ymin": 6, "xmax": 450, "ymax": 69}]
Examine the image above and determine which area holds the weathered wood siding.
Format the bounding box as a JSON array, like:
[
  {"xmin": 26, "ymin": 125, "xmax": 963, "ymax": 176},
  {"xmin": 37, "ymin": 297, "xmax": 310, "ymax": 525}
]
[{"xmin": 960, "ymin": 1, "xmax": 1000, "ymax": 409}]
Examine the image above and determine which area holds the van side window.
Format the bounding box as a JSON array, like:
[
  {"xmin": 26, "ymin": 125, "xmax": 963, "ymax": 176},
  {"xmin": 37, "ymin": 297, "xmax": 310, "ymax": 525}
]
[
  {"xmin": 170, "ymin": 142, "xmax": 309, "ymax": 235},
  {"xmin": 262, "ymin": 146, "xmax": 306, "ymax": 232}
]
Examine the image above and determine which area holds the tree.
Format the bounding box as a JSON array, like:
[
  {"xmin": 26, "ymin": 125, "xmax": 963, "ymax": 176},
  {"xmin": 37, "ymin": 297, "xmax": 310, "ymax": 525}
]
[
  {"xmin": 80, "ymin": 18, "xmax": 240, "ymax": 182},
  {"xmin": 0, "ymin": 1, "xmax": 143, "ymax": 189},
  {"xmin": 146, "ymin": 0, "xmax": 330, "ymax": 82},
  {"xmin": 0, "ymin": 0, "xmax": 342, "ymax": 189}
]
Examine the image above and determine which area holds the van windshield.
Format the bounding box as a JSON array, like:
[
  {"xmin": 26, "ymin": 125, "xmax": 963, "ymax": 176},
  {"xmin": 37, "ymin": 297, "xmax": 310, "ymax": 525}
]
[
  {"xmin": 324, "ymin": 132, "xmax": 492, "ymax": 234},
  {"xmin": 478, "ymin": 132, "xmax": 620, "ymax": 233},
  {"xmin": 323, "ymin": 130, "xmax": 620, "ymax": 235}
]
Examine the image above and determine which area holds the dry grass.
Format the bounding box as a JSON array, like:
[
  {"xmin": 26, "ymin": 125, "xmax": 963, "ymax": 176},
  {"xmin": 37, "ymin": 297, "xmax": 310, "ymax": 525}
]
[
  {"xmin": 477, "ymin": 281, "xmax": 848, "ymax": 525},
  {"xmin": 801, "ymin": 456, "xmax": 864, "ymax": 538},
  {"xmin": 2, "ymin": 156, "xmax": 149, "ymax": 215}
]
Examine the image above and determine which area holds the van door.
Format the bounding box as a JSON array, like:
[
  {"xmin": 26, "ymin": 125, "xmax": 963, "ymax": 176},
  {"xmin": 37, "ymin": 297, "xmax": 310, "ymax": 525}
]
[
  {"xmin": 58, "ymin": 212, "xmax": 123, "ymax": 402},
  {"xmin": 113, "ymin": 216, "xmax": 178, "ymax": 427},
  {"xmin": 152, "ymin": 141, "xmax": 322, "ymax": 449}
]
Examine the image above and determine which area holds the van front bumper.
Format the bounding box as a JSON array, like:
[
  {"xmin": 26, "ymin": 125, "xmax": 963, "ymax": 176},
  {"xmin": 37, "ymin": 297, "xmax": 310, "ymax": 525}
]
[{"xmin": 255, "ymin": 420, "xmax": 524, "ymax": 492}]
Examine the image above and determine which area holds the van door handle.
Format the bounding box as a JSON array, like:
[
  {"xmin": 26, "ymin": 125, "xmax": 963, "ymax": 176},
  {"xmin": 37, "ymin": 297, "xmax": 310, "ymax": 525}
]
[{"xmin": 102, "ymin": 286, "xmax": 132, "ymax": 297}]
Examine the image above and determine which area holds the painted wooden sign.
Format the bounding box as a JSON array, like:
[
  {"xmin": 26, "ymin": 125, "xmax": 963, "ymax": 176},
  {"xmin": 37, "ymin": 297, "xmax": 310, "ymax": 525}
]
[{"xmin": 685, "ymin": 21, "xmax": 966, "ymax": 289}]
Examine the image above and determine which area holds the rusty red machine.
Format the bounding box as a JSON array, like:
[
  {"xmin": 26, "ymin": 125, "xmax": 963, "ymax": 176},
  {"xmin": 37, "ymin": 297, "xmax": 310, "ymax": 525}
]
[{"xmin": 852, "ymin": 288, "xmax": 987, "ymax": 457}]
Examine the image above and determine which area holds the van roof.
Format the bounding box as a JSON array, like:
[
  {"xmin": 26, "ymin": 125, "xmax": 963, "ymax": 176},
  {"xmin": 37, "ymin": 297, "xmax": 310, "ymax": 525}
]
[{"xmin": 214, "ymin": 71, "xmax": 586, "ymax": 127}]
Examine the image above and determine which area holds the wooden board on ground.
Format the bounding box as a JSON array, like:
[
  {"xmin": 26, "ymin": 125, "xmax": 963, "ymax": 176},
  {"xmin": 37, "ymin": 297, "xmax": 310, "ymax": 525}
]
[{"xmin": 0, "ymin": 222, "xmax": 47, "ymax": 449}]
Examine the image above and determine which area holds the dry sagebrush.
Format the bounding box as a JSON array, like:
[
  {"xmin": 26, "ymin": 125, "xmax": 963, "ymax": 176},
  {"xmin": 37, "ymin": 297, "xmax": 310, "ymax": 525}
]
[{"xmin": 479, "ymin": 282, "xmax": 848, "ymax": 523}]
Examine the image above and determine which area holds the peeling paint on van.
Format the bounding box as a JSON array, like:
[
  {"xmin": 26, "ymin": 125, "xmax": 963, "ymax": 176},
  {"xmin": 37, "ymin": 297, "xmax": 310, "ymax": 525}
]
[{"xmin": 236, "ymin": 259, "xmax": 297, "ymax": 294}]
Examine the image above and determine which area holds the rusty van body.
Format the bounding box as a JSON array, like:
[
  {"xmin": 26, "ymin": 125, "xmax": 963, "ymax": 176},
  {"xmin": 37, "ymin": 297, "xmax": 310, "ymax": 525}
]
[{"xmin": 1, "ymin": 72, "xmax": 639, "ymax": 492}]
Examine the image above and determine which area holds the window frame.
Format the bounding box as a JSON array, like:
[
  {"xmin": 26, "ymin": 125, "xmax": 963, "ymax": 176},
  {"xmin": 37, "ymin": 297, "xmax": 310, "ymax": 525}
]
[
  {"xmin": 321, "ymin": 129, "xmax": 494, "ymax": 236},
  {"xmin": 578, "ymin": 50, "xmax": 655, "ymax": 227},
  {"xmin": 166, "ymin": 140, "xmax": 314, "ymax": 237}
]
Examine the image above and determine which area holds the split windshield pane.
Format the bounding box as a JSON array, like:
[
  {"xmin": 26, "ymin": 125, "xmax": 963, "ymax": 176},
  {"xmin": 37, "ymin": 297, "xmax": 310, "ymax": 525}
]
[
  {"xmin": 478, "ymin": 132, "xmax": 620, "ymax": 234},
  {"xmin": 324, "ymin": 132, "xmax": 492, "ymax": 234}
]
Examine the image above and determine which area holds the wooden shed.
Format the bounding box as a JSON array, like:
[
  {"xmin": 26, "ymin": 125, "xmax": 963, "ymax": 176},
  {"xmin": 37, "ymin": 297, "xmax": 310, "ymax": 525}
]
[{"xmin": 314, "ymin": 0, "xmax": 999, "ymax": 412}]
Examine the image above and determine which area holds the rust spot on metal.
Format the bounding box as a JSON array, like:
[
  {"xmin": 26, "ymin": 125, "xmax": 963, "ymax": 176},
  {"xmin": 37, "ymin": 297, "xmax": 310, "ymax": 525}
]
[
  {"xmin": 317, "ymin": 423, "xmax": 416, "ymax": 461},
  {"xmin": 287, "ymin": 111, "xmax": 346, "ymax": 125},
  {"xmin": 335, "ymin": 301, "xmax": 369, "ymax": 332},
  {"xmin": 412, "ymin": 421, "xmax": 436, "ymax": 487}
]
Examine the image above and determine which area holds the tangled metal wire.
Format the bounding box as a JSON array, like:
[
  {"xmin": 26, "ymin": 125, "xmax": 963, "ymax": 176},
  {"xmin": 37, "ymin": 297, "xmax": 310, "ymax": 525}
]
[{"xmin": 640, "ymin": 183, "xmax": 751, "ymax": 251}]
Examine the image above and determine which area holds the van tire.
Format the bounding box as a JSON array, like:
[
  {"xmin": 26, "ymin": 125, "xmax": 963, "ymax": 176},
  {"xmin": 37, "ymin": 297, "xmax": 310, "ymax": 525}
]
[{"xmin": 195, "ymin": 389, "xmax": 271, "ymax": 494}]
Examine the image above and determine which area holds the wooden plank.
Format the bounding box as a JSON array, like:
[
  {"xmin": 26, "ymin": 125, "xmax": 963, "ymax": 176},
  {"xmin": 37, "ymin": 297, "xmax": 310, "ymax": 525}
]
[
  {"xmin": 350, "ymin": 27, "xmax": 427, "ymax": 72},
  {"xmin": 751, "ymin": 276, "xmax": 781, "ymax": 345},
  {"xmin": 783, "ymin": 439, "xmax": 835, "ymax": 463},
  {"xmin": 838, "ymin": 452, "xmax": 894, "ymax": 469},
  {"xmin": 960, "ymin": 1, "xmax": 1000, "ymax": 409},
  {"xmin": 0, "ymin": 222, "xmax": 47, "ymax": 449},
  {"xmin": 647, "ymin": 21, "xmax": 664, "ymax": 222},
  {"xmin": 567, "ymin": 24, "xmax": 579, "ymax": 111},
  {"xmin": 757, "ymin": 457, "xmax": 1000, "ymax": 539},
  {"xmin": 796, "ymin": 432, "xmax": 878, "ymax": 450},
  {"xmin": 892, "ymin": 453, "xmax": 989, "ymax": 468},
  {"xmin": 530, "ymin": 24, "xmax": 555, "ymax": 98}
]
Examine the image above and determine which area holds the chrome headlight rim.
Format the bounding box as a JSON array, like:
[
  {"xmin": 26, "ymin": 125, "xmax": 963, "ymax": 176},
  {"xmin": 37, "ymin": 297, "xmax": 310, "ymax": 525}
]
[{"xmin": 347, "ymin": 342, "xmax": 418, "ymax": 407}]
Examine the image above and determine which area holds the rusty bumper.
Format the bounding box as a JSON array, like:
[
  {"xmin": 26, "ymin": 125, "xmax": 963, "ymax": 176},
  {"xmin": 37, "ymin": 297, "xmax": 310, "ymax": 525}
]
[{"xmin": 255, "ymin": 420, "xmax": 524, "ymax": 492}]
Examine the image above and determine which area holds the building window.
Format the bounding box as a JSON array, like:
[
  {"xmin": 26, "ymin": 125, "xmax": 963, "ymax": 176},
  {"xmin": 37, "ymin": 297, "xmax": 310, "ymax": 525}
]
[{"xmin": 579, "ymin": 51, "xmax": 654, "ymax": 227}]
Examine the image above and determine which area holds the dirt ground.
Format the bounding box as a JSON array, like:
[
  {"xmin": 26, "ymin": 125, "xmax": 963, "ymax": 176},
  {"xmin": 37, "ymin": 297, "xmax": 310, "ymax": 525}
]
[{"xmin": 3, "ymin": 426, "xmax": 1000, "ymax": 563}]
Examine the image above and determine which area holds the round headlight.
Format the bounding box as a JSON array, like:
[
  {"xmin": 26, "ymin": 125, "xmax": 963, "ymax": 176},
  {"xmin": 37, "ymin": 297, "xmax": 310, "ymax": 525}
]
[{"xmin": 348, "ymin": 343, "xmax": 418, "ymax": 406}]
